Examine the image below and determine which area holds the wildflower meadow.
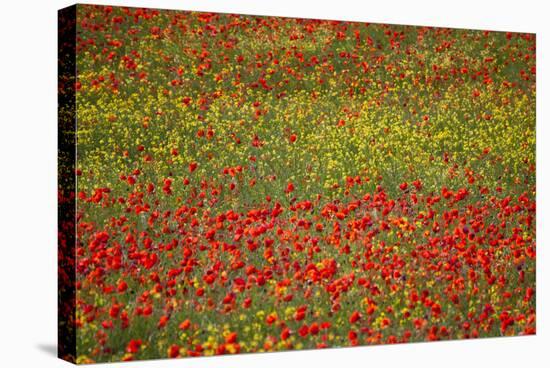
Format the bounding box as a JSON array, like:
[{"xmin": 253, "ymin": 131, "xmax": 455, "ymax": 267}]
[{"xmin": 62, "ymin": 4, "xmax": 535, "ymax": 363}]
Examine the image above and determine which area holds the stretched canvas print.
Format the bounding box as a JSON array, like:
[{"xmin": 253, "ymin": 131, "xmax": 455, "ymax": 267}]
[{"xmin": 58, "ymin": 4, "xmax": 536, "ymax": 364}]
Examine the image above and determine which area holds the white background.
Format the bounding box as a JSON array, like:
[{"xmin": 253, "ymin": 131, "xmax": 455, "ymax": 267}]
[{"xmin": 0, "ymin": 0, "xmax": 548, "ymax": 366}]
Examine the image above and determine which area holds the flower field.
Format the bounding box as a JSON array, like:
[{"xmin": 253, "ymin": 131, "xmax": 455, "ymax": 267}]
[{"xmin": 71, "ymin": 5, "xmax": 535, "ymax": 363}]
